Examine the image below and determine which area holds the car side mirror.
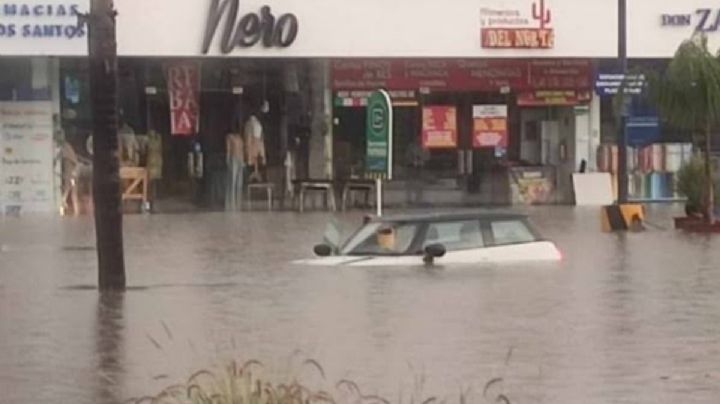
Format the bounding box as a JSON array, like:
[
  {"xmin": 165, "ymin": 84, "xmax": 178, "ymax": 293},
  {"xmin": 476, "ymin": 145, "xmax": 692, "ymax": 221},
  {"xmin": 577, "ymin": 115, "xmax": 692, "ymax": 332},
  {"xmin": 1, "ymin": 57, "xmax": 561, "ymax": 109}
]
[
  {"xmin": 423, "ymin": 243, "xmax": 446, "ymax": 264},
  {"xmin": 313, "ymin": 244, "xmax": 333, "ymax": 257}
]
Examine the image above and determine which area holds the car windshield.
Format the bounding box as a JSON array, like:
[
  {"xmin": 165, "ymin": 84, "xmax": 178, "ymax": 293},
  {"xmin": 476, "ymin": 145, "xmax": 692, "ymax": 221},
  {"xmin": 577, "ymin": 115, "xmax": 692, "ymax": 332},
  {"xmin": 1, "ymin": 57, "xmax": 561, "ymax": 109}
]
[{"xmin": 341, "ymin": 222, "xmax": 420, "ymax": 255}]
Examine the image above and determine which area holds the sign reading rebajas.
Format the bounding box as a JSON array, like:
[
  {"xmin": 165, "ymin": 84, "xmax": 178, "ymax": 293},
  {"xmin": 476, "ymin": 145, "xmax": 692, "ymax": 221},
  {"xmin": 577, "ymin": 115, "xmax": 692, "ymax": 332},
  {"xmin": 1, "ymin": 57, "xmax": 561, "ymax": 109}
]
[{"xmin": 167, "ymin": 63, "xmax": 200, "ymax": 136}]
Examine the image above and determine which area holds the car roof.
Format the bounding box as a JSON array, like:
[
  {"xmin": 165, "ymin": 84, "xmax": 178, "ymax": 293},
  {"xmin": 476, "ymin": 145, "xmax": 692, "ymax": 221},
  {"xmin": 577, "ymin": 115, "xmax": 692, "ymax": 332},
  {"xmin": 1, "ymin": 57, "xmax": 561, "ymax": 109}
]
[{"xmin": 369, "ymin": 211, "xmax": 528, "ymax": 224}]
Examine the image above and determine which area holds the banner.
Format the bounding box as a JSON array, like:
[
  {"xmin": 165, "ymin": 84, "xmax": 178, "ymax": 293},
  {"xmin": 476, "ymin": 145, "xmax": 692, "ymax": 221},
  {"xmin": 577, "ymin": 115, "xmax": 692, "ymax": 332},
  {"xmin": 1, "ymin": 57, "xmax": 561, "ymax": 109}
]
[
  {"xmin": 473, "ymin": 105, "xmax": 508, "ymax": 148},
  {"xmin": 365, "ymin": 90, "xmax": 393, "ymax": 179},
  {"xmin": 167, "ymin": 63, "xmax": 200, "ymax": 136},
  {"xmin": 0, "ymin": 102, "xmax": 54, "ymax": 214},
  {"xmin": 422, "ymin": 106, "xmax": 457, "ymax": 149},
  {"xmin": 332, "ymin": 59, "xmax": 592, "ymax": 92}
]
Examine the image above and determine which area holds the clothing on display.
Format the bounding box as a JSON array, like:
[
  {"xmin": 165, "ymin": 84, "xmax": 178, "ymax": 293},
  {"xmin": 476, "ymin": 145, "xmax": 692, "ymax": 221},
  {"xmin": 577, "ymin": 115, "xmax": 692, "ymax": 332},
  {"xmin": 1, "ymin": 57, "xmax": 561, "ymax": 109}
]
[
  {"xmin": 284, "ymin": 150, "xmax": 296, "ymax": 197},
  {"xmin": 146, "ymin": 130, "xmax": 163, "ymax": 180},
  {"xmin": 244, "ymin": 115, "xmax": 266, "ymax": 182},
  {"xmin": 119, "ymin": 123, "xmax": 140, "ymax": 166},
  {"xmin": 225, "ymin": 133, "xmax": 246, "ymax": 211}
]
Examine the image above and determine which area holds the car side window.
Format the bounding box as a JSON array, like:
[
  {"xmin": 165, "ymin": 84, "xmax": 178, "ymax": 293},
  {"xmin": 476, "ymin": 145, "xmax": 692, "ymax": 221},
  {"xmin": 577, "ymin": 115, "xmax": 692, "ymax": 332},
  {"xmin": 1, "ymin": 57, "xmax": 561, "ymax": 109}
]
[
  {"xmin": 349, "ymin": 223, "xmax": 420, "ymax": 255},
  {"xmin": 423, "ymin": 220, "xmax": 484, "ymax": 251},
  {"xmin": 490, "ymin": 220, "xmax": 536, "ymax": 246}
]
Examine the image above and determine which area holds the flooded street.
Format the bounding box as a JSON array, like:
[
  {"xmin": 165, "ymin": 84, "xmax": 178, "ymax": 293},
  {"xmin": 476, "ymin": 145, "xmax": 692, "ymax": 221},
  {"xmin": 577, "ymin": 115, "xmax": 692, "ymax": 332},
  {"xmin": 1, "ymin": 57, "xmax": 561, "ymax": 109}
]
[{"xmin": 2, "ymin": 205, "xmax": 720, "ymax": 404}]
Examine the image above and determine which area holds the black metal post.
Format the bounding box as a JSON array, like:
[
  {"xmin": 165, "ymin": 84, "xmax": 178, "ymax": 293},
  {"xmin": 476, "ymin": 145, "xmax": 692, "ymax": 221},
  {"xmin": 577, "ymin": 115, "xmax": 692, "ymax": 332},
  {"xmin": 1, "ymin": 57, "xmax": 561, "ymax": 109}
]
[{"xmin": 617, "ymin": 0, "xmax": 629, "ymax": 203}]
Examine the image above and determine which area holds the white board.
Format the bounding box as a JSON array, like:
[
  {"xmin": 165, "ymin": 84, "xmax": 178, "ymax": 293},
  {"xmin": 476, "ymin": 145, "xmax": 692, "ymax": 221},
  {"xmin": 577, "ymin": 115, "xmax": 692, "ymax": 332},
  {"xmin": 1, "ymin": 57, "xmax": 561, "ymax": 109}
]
[{"xmin": 572, "ymin": 172, "xmax": 614, "ymax": 206}]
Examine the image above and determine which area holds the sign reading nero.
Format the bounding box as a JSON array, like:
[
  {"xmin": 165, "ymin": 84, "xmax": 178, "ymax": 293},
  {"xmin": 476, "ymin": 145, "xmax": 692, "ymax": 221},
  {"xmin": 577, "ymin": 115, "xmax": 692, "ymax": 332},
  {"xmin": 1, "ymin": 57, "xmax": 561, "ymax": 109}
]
[{"xmin": 202, "ymin": 0, "xmax": 298, "ymax": 54}]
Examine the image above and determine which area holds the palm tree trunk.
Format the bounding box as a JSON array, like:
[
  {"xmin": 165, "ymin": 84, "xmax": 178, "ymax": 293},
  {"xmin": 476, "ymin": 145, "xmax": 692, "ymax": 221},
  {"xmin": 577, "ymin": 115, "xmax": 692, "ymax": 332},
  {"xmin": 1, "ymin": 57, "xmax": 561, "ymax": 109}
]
[
  {"xmin": 89, "ymin": 0, "xmax": 126, "ymax": 290},
  {"xmin": 704, "ymin": 123, "xmax": 715, "ymax": 224}
]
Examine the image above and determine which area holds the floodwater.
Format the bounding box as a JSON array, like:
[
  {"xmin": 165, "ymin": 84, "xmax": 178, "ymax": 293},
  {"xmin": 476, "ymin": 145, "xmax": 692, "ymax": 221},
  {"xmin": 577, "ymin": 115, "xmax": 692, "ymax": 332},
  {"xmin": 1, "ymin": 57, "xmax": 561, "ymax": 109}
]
[{"xmin": 1, "ymin": 205, "xmax": 720, "ymax": 404}]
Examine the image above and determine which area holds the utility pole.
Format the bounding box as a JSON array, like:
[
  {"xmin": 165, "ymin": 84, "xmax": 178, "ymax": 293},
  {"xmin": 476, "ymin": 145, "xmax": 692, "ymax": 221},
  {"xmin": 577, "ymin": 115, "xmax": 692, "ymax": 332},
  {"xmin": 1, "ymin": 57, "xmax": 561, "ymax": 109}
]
[
  {"xmin": 87, "ymin": 0, "xmax": 126, "ymax": 290},
  {"xmin": 617, "ymin": 0, "xmax": 629, "ymax": 203}
]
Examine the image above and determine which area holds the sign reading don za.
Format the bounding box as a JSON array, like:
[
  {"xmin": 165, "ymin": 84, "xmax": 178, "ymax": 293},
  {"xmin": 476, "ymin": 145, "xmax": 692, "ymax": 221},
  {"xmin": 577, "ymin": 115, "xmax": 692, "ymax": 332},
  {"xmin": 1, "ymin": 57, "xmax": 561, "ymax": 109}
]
[{"xmin": 365, "ymin": 89, "xmax": 393, "ymax": 180}]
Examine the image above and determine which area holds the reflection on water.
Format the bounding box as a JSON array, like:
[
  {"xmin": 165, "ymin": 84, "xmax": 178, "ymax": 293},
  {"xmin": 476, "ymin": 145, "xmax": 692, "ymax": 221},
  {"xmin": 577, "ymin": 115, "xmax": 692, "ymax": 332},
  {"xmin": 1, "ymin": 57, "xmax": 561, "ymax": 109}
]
[
  {"xmin": 2, "ymin": 206, "xmax": 720, "ymax": 404},
  {"xmin": 94, "ymin": 293, "xmax": 125, "ymax": 404}
]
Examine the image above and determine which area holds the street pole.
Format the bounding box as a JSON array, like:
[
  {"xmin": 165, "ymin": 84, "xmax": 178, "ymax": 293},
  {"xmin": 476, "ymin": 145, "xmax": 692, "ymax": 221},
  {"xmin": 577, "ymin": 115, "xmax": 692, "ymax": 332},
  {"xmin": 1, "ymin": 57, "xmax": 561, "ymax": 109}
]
[
  {"xmin": 88, "ymin": 0, "xmax": 126, "ymax": 290},
  {"xmin": 617, "ymin": 0, "xmax": 629, "ymax": 204}
]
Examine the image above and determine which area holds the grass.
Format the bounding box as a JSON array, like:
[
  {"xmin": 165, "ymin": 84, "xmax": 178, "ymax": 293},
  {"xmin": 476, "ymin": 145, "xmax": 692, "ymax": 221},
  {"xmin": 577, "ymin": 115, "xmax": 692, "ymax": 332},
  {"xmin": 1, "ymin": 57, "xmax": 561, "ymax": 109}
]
[{"xmin": 124, "ymin": 357, "xmax": 512, "ymax": 404}]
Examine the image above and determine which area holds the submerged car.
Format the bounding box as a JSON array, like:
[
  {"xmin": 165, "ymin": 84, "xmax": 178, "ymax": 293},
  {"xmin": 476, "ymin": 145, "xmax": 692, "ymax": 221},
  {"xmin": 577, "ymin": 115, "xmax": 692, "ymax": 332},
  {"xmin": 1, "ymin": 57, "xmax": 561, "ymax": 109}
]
[{"xmin": 295, "ymin": 212, "xmax": 562, "ymax": 266}]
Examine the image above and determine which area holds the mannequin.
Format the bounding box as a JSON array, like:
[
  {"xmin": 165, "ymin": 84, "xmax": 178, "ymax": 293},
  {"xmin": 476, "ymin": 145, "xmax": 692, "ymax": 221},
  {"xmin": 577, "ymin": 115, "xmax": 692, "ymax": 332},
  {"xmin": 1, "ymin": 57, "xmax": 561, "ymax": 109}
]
[
  {"xmin": 118, "ymin": 117, "xmax": 139, "ymax": 166},
  {"xmin": 244, "ymin": 113, "xmax": 266, "ymax": 182},
  {"xmin": 225, "ymin": 132, "xmax": 246, "ymax": 210}
]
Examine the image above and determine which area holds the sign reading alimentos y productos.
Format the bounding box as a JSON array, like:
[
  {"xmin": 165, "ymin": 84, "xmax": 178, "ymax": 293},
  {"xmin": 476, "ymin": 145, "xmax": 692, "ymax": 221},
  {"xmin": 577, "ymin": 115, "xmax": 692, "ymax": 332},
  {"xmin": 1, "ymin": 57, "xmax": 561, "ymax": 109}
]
[{"xmin": 0, "ymin": 1, "xmax": 89, "ymax": 55}]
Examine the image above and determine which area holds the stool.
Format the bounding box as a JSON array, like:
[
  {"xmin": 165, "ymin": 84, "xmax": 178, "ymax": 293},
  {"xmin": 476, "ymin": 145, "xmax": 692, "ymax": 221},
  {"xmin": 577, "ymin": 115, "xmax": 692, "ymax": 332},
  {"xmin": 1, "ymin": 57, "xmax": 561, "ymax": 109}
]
[
  {"xmin": 341, "ymin": 182, "xmax": 374, "ymax": 211},
  {"xmin": 246, "ymin": 183, "xmax": 274, "ymax": 211},
  {"xmin": 298, "ymin": 182, "xmax": 336, "ymax": 212}
]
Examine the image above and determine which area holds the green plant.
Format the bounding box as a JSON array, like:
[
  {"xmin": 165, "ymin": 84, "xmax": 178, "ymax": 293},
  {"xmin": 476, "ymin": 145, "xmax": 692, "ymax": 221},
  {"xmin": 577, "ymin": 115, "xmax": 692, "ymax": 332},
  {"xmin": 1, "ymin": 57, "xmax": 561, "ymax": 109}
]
[
  {"xmin": 649, "ymin": 35, "xmax": 720, "ymax": 223},
  {"xmin": 125, "ymin": 358, "xmax": 512, "ymax": 404},
  {"xmin": 677, "ymin": 155, "xmax": 720, "ymax": 214}
]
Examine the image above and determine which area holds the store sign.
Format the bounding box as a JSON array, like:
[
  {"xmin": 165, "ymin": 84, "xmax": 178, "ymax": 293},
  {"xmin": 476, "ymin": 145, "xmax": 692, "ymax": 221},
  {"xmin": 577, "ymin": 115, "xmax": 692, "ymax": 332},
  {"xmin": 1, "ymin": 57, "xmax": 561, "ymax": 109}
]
[
  {"xmin": 365, "ymin": 90, "xmax": 393, "ymax": 179},
  {"xmin": 334, "ymin": 90, "xmax": 416, "ymax": 107},
  {"xmin": 0, "ymin": 1, "xmax": 88, "ymax": 55},
  {"xmin": 167, "ymin": 63, "xmax": 200, "ymax": 136},
  {"xmin": 202, "ymin": 0, "xmax": 299, "ymax": 54},
  {"xmin": 594, "ymin": 73, "xmax": 646, "ymax": 96},
  {"xmin": 480, "ymin": 0, "xmax": 554, "ymax": 49},
  {"xmin": 661, "ymin": 9, "xmax": 720, "ymax": 32},
  {"xmin": 117, "ymin": 0, "xmax": 617, "ymax": 58},
  {"xmin": 473, "ymin": 105, "xmax": 508, "ymax": 148},
  {"xmin": 517, "ymin": 90, "xmax": 591, "ymax": 106},
  {"xmin": 332, "ymin": 59, "xmax": 590, "ymax": 92},
  {"xmin": 422, "ymin": 106, "xmax": 458, "ymax": 149},
  {"xmin": 627, "ymin": 116, "xmax": 660, "ymax": 146},
  {"xmin": 0, "ymin": 101, "xmax": 54, "ymax": 215}
]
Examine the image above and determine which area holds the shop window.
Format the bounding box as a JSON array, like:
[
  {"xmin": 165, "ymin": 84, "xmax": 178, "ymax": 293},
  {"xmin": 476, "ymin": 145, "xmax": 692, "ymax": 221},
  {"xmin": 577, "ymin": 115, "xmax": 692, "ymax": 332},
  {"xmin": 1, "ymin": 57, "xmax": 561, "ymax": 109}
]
[{"xmin": 0, "ymin": 59, "xmax": 43, "ymax": 101}]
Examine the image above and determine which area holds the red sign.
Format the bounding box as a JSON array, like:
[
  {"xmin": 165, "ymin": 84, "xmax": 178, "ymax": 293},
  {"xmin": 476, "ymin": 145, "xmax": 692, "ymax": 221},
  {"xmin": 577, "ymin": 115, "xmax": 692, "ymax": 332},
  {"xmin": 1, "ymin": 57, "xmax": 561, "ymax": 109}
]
[
  {"xmin": 422, "ymin": 106, "xmax": 457, "ymax": 149},
  {"xmin": 481, "ymin": 28, "xmax": 554, "ymax": 49},
  {"xmin": 331, "ymin": 59, "xmax": 591, "ymax": 92},
  {"xmin": 168, "ymin": 63, "xmax": 200, "ymax": 136},
  {"xmin": 528, "ymin": 60, "xmax": 592, "ymax": 89},
  {"xmin": 517, "ymin": 90, "xmax": 592, "ymax": 106},
  {"xmin": 473, "ymin": 105, "xmax": 508, "ymax": 148}
]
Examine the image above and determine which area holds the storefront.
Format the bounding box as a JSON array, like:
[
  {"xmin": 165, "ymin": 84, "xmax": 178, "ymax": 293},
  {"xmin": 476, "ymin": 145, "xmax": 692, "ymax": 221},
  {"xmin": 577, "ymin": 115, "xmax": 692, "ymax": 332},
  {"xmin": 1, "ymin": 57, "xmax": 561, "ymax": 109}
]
[
  {"xmin": 112, "ymin": 0, "xmax": 618, "ymax": 207},
  {"xmin": 588, "ymin": 0, "xmax": 717, "ymax": 201},
  {"xmin": 0, "ymin": 0, "xmax": 88, "ymax": 215},
  {"xmin": 3, "ymin": 0, "xmax": 622, "ymax": 214},
  {"xmin": 331, "ymin": 59, "xmax": 598, "ymax": 204}
]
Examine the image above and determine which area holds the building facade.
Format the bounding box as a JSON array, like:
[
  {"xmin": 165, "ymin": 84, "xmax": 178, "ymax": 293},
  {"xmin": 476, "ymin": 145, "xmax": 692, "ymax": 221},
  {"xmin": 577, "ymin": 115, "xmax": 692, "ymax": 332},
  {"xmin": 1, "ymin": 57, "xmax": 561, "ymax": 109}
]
[{"xmin": 3, "ymin": 0, "xmax": 710, "ymax": 214}]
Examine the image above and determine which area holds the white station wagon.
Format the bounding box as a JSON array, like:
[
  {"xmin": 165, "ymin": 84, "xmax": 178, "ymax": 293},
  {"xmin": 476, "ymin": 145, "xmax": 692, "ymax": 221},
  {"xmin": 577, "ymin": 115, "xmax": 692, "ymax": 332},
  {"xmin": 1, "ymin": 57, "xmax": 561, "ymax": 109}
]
[{"xmin": 296, "ymin": 212, "xmax": 562, "ymax": 266}]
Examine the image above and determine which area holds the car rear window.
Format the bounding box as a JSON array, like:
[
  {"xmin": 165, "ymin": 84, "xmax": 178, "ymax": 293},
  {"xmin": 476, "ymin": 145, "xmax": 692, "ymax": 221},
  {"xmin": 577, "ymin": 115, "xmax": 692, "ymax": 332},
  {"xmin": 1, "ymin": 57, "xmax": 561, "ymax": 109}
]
[
  {"xmin": 423, "ymin": 220, "xmax": 484, "ymax": 251},
  {"xmin": 490, "ymin": 220, "xmax": 537, "ymax": 246}
]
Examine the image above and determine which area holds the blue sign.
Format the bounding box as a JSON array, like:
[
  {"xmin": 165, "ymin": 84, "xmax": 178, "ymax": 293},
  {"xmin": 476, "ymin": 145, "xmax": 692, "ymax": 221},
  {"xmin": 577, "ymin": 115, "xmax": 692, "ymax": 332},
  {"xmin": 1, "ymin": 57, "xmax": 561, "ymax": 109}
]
[
  {"xmin": 625, "ymin": 98, "xmax": 660, "ymax": 146},
  {"xmin": 594, "ymin": 73, "xmax": 646, "ymax": 97},
  {"xmin": 627, "ymin": 116, "xmax": 660, "ymax": 146}
]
